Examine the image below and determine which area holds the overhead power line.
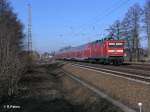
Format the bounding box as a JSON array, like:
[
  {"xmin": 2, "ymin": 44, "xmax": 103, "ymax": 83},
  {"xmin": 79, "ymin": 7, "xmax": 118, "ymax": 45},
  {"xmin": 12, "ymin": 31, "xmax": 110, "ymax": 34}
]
[
  {"xmin": 91, "ymin": 0, "xmax": 131, "ymax": 28},
  {"xmin": 58, "ymin": 0, "xmax": 132, "ymax": 41},
  {"xmin": 65, "ymin": 0, "xmax": 132, "ymax": 39}
]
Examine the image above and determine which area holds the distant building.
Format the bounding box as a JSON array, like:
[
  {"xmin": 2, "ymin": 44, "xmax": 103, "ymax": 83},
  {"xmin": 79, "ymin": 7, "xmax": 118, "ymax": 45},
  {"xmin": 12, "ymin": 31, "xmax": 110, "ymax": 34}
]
[{"xmin": 41, "ymin": 52, "xmax": 53, "ymax": 61}]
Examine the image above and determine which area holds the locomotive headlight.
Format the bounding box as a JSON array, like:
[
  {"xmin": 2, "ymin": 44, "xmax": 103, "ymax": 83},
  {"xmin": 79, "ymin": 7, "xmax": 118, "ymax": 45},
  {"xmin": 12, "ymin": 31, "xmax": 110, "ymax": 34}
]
[
  {"xmin": 108, "ymin": 50, "xmax": 115, "ymax": 52},
  {"xmin": 117, "ymin": 50, "xmax": 123, "ymax": 52},
  {"xmin": 108, "ymin": 50, "xmax": 123, "ymax": 53}
]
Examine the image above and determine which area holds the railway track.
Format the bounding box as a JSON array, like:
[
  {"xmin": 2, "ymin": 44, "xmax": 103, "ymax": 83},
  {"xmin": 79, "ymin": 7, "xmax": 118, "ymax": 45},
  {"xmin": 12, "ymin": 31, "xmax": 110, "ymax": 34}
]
[
  {"xmin": 60, "ymin": 61, "xmax": 150, "ymax": 112},
  {"xmin": 63, "ymin": 60, "xmax": 150, "ymax": 71},
  {"xmin": 126, "ymin": 62, "xmax": 150, "ymax": 66},
  {"xmin": 123, "ymin": 63, "xmax": 150, "ymax": 71},
  {"xmin": 69, "ymin": 61, "xmax": 150, "ymax": 75},
  {"xmin": 67, "ymin": 62, "xmax": 150, "ymax": 85},
  {"xmin": 61, "ymin": 69, "xmax": 136, "ymax": 112}
]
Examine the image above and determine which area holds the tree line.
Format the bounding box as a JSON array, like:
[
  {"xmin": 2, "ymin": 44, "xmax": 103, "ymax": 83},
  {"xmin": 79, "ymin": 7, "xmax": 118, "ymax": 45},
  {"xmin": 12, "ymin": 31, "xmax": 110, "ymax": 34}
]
[
  {"xmin": 0, "ymin": 0, "xmax": 26, "ymax": 99},
  {"xmin": 106, "ymin": 1, "xmax": 150, "ymax": 62}
]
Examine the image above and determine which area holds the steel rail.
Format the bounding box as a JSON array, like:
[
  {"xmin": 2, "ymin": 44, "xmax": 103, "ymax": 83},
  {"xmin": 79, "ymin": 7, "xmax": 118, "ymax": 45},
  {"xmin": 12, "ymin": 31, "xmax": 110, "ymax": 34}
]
[{"xmin": 70, "ymin": 63, "xmax": 150, "ymax": 85}]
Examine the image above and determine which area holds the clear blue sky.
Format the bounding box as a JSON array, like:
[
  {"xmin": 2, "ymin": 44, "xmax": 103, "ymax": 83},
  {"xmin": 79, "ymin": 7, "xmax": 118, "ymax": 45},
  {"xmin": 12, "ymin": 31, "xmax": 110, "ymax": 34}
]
[{"xmin": 10, "ymin": 0, "xmax": 145, "ymax": 53}]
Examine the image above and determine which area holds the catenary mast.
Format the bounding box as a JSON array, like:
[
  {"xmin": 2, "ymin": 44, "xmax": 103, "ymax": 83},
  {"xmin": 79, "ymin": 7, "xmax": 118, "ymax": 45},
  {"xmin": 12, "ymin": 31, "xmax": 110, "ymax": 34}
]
[{"xmin": 27, "ymin": 3, "xmax": 32, "ymax": 52}]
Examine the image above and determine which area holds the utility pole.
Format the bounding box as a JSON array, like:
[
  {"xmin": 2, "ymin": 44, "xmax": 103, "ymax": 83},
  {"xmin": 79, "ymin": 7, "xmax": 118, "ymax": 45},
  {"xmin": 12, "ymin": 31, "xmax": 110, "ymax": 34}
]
[{"xmin": 27, "ymin": 3, "xmax": 32, "ymax": 53}]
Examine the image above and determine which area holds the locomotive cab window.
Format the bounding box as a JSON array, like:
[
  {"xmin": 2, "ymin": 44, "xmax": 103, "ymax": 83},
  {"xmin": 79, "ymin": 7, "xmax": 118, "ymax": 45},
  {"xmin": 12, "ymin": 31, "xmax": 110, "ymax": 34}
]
[{"xmin": 109, "ymin": 43, "xmax": 124, "ymax": 48}]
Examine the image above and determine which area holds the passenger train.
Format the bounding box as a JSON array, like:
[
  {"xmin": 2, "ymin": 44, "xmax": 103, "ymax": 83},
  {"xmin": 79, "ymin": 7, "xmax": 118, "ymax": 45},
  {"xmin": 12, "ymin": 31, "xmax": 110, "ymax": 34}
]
[{"xmin": 55, "ymin": 38, "xmax": 126, "ymax": 65}]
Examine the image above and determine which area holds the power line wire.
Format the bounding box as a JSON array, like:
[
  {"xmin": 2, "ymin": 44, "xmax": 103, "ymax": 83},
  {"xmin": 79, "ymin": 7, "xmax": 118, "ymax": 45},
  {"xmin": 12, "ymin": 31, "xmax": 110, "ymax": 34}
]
[
  {"xmin": 58, "ymin": 0, "xmax": 132, "ymax": 41},
  {"xmin": 93, "ymin": 0, "xmax": 131, "ymax": 25},
  {"xmin": 87, "ymin": 0, "xmax": 132, "ymax": 40},
  {"xmin": 66, "ymin": 0, "xmax": 132, "ymax": 39}
]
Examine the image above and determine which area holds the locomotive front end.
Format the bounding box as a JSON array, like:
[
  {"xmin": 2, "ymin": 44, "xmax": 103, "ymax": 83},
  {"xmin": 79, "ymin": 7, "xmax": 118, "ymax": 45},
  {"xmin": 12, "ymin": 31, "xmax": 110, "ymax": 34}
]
[{"xmin": 107, "ymin": 40, "xmax": 126, "ymax": 64}]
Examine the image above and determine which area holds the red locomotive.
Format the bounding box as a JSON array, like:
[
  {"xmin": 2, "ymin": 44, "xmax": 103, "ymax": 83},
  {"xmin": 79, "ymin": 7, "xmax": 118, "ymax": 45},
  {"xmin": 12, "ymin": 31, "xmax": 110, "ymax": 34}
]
[{"xmin": 55, "ymin": 38, "xmax": 126, "ymax": 65}]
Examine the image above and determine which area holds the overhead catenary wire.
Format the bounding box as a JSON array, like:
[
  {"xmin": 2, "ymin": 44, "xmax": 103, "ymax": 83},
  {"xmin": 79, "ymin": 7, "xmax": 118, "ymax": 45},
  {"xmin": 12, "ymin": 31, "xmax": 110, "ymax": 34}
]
[
  {"xmin": 88, "ymin": 0, "xmax": 132, "ymax": 41},
  {"xmin": 73, "ymin": 0, "xmax": 132, "ymax": 34},
  {"xmin": 91, "ymin": 0, "xmax": 131, "ymax": 26},
  {"xmin": 59, "ymin": 0, "xmax": 132, "ymax": 39}
]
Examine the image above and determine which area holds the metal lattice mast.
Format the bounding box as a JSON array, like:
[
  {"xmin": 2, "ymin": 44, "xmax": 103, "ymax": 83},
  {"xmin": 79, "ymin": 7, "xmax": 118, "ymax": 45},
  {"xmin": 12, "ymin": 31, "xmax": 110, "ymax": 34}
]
[{"xmin": 27, "ymin": 3, "xmax": 32, "ymax": 52}]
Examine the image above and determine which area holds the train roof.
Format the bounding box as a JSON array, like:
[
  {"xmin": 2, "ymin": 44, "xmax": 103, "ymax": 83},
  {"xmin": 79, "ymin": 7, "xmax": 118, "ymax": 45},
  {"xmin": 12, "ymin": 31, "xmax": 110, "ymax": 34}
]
[
  {"xmin": 57, "ymin": 38, "xmax": 125, "ymax": 53},
  {"xmin": 89, "ymin": 38, "xmax": 125, "ymax": 44}
]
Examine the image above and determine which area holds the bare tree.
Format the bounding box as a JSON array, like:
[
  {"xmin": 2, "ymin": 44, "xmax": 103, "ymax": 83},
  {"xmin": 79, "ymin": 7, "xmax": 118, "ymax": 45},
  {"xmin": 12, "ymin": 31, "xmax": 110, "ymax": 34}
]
[
  {"xmin": 145, "ymin": 0, "xmax": 150, "ymax": 60},
  {"xmin": 0, "ymin": 0, "xmax": 24, "ymax": 97},
  {"xmin": 121, "ymin": 4, "xmax": 142, "ymax": 61},
  {"xmin": 107, "ymin": 20, "xmax": 123, "ymax": 40}
]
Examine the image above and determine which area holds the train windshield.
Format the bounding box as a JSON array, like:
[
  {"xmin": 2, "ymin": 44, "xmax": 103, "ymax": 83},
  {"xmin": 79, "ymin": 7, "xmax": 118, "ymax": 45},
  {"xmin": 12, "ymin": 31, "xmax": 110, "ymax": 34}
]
[{"xmin": 109, "ymin": 42, "xmax": 124, "ymax": 48}]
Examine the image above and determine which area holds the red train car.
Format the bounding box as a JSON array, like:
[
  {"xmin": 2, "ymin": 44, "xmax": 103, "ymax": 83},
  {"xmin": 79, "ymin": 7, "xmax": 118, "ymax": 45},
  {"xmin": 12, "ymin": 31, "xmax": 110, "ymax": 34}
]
[{"xmin": 55, "ymin": 38, "xmax": 126, "ymax": 64}]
